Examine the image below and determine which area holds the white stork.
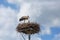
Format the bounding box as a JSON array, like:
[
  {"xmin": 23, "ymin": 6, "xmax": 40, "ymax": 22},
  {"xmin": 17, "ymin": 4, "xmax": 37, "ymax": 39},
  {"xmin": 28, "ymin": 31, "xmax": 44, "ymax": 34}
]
[{"xmin": 19, "ymin": 16, "xmax": 29, "ymax": 22}]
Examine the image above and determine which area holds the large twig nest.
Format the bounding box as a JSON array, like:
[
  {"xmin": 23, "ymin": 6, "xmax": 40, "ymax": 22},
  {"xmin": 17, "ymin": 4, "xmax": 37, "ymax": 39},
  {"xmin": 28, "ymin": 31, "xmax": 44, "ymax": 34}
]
[{"xmin": 16, "ymin": 22, "xmax": 40, "ymax": 34}]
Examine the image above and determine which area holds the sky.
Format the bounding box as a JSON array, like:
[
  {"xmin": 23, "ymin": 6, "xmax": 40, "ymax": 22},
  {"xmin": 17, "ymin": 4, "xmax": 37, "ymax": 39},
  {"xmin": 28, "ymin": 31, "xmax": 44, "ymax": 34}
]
[{"xmin": 0, "ymin": 0, "xmax": 60, "ymax": 40}]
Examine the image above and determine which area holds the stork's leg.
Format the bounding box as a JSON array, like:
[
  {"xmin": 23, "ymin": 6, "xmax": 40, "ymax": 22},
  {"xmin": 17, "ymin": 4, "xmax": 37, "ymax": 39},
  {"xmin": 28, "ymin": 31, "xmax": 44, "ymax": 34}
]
[
  {"xmin": 28, "ymin": 20, "xmax": 30, "ymax": 23},
  {"xmin": 24, "ymin": 20, "xmax": 25, "ymax": 23}
]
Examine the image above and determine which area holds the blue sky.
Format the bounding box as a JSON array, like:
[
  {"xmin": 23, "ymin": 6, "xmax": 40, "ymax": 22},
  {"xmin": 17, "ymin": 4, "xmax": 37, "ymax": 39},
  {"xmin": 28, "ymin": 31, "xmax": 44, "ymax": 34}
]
[
  {"xmin": 0, "ymin": 0, "xmax": 18, "ymax": 9},
  {"xmin": 0, "ymin": 0, "xmax": 60, "ymax": 40}
]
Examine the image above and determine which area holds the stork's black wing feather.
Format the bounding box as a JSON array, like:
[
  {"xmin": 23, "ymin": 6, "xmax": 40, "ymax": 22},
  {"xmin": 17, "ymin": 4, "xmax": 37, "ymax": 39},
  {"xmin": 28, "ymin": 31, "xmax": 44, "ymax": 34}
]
[{"xmin": 19, "ymin": 18, "xmax": 24, "ymax": 21}]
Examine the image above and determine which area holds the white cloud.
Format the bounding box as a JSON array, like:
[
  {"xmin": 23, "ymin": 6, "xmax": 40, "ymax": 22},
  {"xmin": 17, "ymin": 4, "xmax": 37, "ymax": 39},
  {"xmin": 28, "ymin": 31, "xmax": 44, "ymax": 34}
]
[
  {"xmin": 52, "ymin": 18, "xmax": 60, "ymax": 26},
  {"xmin": 31, "ymin": 35, "xmax": 42, "ymax": 40},
  {"xmin": 0, "ymin": 4, "xmax": 17, "ymax": 40},
  {"xmin": 7, "ymin": 0, "xmax": 24, "ymax": 4},
  {"xmin": 17, "ymin": 0, "xmax": 42, "ymax": 22},
  {"xmin": 17, "ymin": 0, "xmax": 60, "ymax": 24},
  {"xmin": 7, "ymin": 0, "xmax": 15, "ymax": 3},
  {"xmin": 41, "ymin": 26, "xmax": 51, "ymax": 35}
]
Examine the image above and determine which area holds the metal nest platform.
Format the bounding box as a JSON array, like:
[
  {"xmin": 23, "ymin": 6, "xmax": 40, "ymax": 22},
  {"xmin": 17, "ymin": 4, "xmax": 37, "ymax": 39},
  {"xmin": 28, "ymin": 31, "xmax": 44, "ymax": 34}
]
[{"xmin": 16, "ymin": 22, "xmax": 40, "ymax": 34}]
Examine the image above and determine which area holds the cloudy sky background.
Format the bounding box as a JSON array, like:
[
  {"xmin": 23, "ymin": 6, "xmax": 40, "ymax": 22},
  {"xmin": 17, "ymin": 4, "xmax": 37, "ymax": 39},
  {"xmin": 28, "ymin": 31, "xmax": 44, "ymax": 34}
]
[{"xmin": 0, "ymin": 0, "xmax": 60, "ymax": 40}]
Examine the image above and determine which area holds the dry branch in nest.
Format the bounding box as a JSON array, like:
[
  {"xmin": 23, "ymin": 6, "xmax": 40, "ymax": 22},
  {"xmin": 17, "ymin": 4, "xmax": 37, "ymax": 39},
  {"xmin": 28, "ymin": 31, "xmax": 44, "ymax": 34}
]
[{"xmin": 16, "ymin": 22, "xmax": 40, "ymax": 34}]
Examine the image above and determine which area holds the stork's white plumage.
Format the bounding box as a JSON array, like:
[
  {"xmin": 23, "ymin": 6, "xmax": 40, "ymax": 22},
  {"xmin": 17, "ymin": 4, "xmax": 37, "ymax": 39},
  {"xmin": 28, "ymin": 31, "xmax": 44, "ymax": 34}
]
[{"xmin": 19, "ymin": 16, "xmax": 29, "ymax": 21}]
